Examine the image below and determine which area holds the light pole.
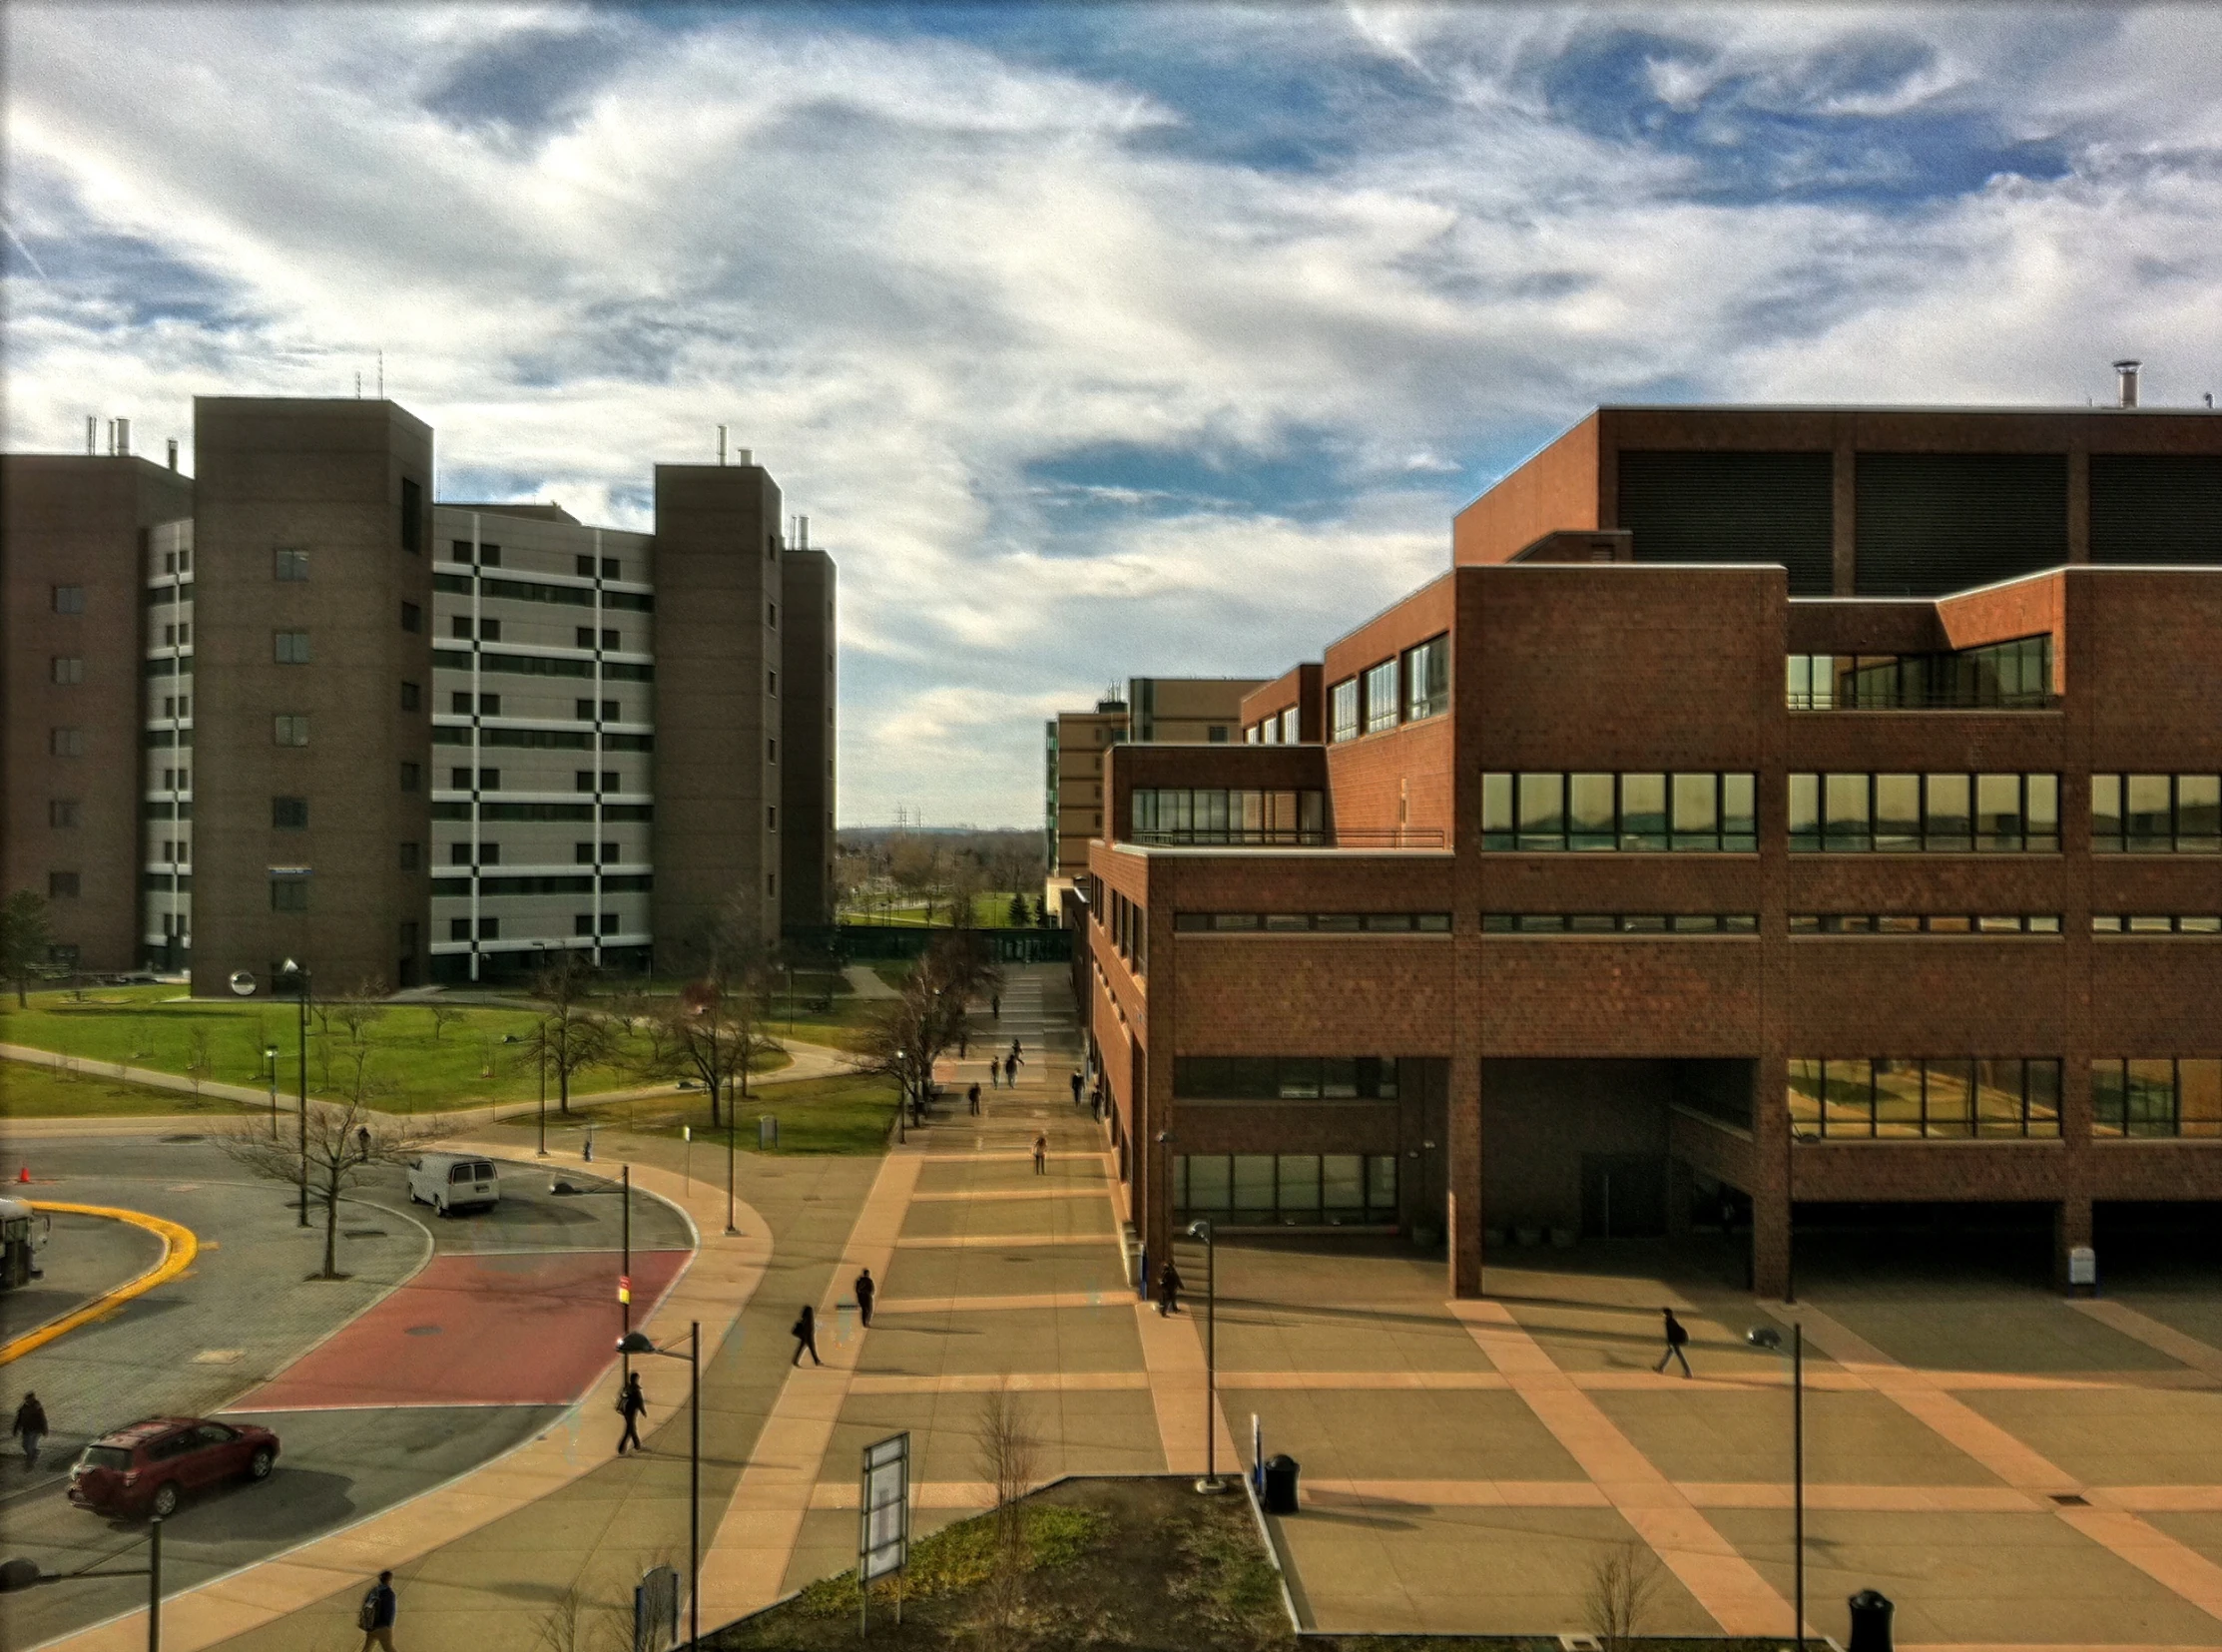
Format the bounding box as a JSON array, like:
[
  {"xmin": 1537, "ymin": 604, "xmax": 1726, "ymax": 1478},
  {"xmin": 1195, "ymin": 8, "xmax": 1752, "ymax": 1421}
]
[
  {"xmin": 725, "ymin": 1073, "xmax": 738, "ymax": 1236},
  {"xmin": 1186, "ymin": 1217, "xmax": 1228, "ymax": 1493},
  {"xmin": 537, "ymin": 1029, "xmax": 549, "ymax": 1158},
  {"xmin": 617, "ymin": 1325, "xmax": 701, "ymax": 1650},
  {"xmin": 264, "ymin": 1045, "xmax": 278, "ymax": 1139},
  {"xmin": 281, "ymin": 959, "xmax": 308, "ymax": 1226},
  {"xmin": 1748, "ymin": 1323, "xmax": 1805, "ymax": 1648}
]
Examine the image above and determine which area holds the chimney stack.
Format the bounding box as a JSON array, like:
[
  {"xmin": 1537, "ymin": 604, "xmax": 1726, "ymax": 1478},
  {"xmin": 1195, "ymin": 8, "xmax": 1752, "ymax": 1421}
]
[
  {"xmin": 117, "ymin": 417, "xmax": 131, "ymax": 455},
  {"xmin": 167, "ymin": 438, "xmax": 179, "ymax": 470},
  {"xmin": 718, "ymin": 424, "xmax": 728, "ymax": 465},
  {"xmin": 86, "ymin": 415, "xmax": 97, "ymax": 455},
  {"xmin": 799, "ymin": 515, "xmax": 810, "ymax": 550},
  {"xmin": 2114, "ymin": 359, "xmax": 2141, "ymax": 409}
]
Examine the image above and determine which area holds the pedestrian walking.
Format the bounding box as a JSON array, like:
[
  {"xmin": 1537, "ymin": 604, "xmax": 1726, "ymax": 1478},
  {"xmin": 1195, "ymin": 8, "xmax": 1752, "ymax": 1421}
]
[
  {"xmin": 1654, "ymin": 1308, "xmax": 1693, "ymax": 1377},
  {"xmin": 1090, "ymin": 1086, "xmax": 1103, "ymax": 1121},
  {"xmin": 1156, "ymin": 1259, "xmax": 1184, "ymax": 1317},
  {"xmin": 582, "ymin": 1129, "xmax": 594, "ymax": 1164},
  {"xmin": 958, "ymin": 1027, "xmax": 968, "ymax": 1059},
  {"xmin": 1031, "ymin": 1133, "xmax": 1048, "ymax": 1175},
  {"xmin": 356, "ymin": 1570, "xmax": 399, "ymax": 1652},
  {"xmin": 854, "ymin": 1268, "xmax": 876, "ymax": 1329},
  {"xmin": 1009, "ymin": 1037, "xmax": 1023, "ymax": 1061},
  {"xmin": 988, "ymin": 1059, "xmax": 1000, "ymax": 1090},
  {"xmin": 1070, "ymin": 1071, "xmax": 1084, "ymax": 1108},
  {"xmin": 615, "ymin": 1373, "xmax": 647, "ymax": 1454},
  {"xmin": 792, "ymin": 1304, "xmax": 822, "ymax": 1367},
  {"xmin": 991, "ymin": 993, "xmax": 1000, "ymax": 1019},
  {"xmin": 967, "ymin": 1082, "xmax": 980, "ymax": 1116},
  {"xmin": 12, "ymin": 1391, "xmax": 48, "ymax": 1470},
  {"xmin": 1007, "ymin": 1050, "xmax": 1025, "ymax": 1082}
]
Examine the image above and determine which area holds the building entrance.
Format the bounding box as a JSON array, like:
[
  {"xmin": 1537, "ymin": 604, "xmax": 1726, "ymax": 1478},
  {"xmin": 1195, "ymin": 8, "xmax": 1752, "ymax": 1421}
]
[{"xmin": 1580, "ymin": 1153, "xmax": 1666, "ymax": 1238}]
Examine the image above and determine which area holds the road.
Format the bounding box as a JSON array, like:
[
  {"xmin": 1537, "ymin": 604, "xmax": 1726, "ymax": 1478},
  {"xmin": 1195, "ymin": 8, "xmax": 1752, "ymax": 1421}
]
[{"xmin": 0, "ymin": 1131, "xmax": 692, "ymax": 1649}]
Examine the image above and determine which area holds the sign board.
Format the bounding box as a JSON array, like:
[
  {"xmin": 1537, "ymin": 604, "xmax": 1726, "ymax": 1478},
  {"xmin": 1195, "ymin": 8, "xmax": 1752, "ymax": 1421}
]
[
  {"xmin": 858, "ymin": 1430, "xmax": 910, "ymax": 1583},
  {"xmin": 2068, "ymin": 1246, "xmax": 2097, "ymax": 1287},
  {"xmin": 632, "ymin": 1563, "xmax": 679, "ymax": 1652},
  {"xmin": 618, "ymin": 1274, "xmax": 632, "ymax": 1305}
]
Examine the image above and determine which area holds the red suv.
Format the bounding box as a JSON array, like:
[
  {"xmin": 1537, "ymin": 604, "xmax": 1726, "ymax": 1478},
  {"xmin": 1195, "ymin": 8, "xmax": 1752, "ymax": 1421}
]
[{"xmin": 69, "ymin": 1417, "xmax": 280, "ymax": 1519}]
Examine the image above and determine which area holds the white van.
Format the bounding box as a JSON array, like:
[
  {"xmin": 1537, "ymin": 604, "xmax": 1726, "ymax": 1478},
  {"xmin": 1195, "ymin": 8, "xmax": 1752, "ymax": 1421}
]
[{"xmin": 406, "ymin": 1154, "xmax": 500, "ymax": 1216}]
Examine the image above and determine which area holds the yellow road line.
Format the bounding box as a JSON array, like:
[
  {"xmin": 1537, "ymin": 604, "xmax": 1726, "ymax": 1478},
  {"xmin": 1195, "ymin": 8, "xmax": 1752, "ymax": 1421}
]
[{"xmin": 0, "ymin": 1202, "xmax": 199, "ymax": 1365}]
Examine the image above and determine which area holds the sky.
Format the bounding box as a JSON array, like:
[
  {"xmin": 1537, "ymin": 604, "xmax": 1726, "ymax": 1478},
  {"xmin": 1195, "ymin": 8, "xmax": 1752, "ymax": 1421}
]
[{"xmin": 7, "ymin": 3, "xmax": 2220, "ymax": 827}]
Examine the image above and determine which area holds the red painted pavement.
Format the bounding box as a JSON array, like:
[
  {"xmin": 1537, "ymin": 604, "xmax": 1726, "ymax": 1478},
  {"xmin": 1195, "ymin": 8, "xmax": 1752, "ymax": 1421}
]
[{"xmin": 233, "ymin": 1250, "xmax": 690, "ymax": 1409}]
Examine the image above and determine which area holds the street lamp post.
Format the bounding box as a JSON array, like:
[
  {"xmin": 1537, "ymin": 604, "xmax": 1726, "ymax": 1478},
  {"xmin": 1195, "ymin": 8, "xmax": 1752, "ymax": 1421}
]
[
  {"xmin": 725, "ymin": 1074, "xmax": 738, "ymax": 1236},
  {"xmin": 616, "ymin": 1325, "xmax": 701, "ymax": 1649},
  {"xmin": 1186, "ymin": 1217, "xmax": 1228, "ymax": 1494},
  {"xmin": 537, "ymin": 1033, "xmax": 549, "ymax": 1158},
  {"xmin": 1748, "ymin": 1322, "xmax": 1805, "ymax": 1648},
  {"xmin": 264, "ymin": 1045, "xmax": 278, "ymax": 1138},
  {"xmin": 281, "ymin": 959, "xmax": 309, "ymax": 1226}
]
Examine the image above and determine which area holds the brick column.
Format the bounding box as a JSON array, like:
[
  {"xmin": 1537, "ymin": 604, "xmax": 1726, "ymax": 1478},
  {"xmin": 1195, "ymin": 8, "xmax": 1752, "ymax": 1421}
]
[
  {"xmin": 1752, "ymin": 1053, "xmax": 1792, "ymax": 1300},
  {"xmin": 2054, "ymin": 1193, "xmax": 2093, "ymax": 1293},
  {"xmin": 1449, "ymin": 1054, "xmax": 1482, "ymax": 1296}
]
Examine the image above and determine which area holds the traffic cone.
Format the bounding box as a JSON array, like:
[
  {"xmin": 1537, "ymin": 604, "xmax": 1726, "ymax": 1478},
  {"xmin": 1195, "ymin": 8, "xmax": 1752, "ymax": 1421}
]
[{"xmin": 15, "ymin": 1165, "xmax": 27, "ymax": 1183}]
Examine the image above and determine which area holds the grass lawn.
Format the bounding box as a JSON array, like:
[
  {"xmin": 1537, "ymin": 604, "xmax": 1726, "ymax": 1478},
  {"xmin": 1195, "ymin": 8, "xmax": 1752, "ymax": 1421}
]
[
  {"xmin": 3, "ymin": 985, "xmax": 585, "ymax": 1116},
  {"xmin": 492, "ymin": 1071, "xmax": 901, "ymax": 1155},
  {"xmin": 1, "ymin": 1060, "xmax": 262, "ymax": 1119},
  {"xmin": 840, "ymin": 892, "xmax": 1044, "ymax": 928}
]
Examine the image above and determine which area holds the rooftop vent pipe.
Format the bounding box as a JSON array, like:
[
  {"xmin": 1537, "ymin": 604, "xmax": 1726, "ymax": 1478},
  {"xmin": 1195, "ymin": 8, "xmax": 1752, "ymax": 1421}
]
[
  {"xmin": 2114, "ymin": 359, "xmax": 2141, "ymax": 408},
  {"xmin": 117, "ymin": 417, "xmax": 131, "ymax": 455},
  {"xmin": 737, "ymin": 448, "xmax": 751, "ymax": 466},
  {"xmin": 86, "ymin": 415, "xmax": 97, "ymax": 455},
  {"xmin": 799, "ymin": 515, "xmax": 810, "ymax": 549},
  {"xmin": 167, "ymin": 439, "xmax": 179, "ymax": 471},
  {"xmin": 718, "ymin": 424, "xmax": 728, "ymax": 465}
]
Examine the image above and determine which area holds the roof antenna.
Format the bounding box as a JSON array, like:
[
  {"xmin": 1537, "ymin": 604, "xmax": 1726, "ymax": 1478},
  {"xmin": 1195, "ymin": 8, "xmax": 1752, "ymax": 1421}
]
[
  {"xmin": 376, "ymin": 348, "xmax": 384, "ymax": 399},
  {"xmin": 718, "ymin": 424, "xmax": 728, "ymax": 466},
  {"xmin": 86, "ymin": 415, "xmax": 97, "ymax": 455},
  {"xmin": 355, "ymin": 370, "xmax": 362, "ymax": 398}
]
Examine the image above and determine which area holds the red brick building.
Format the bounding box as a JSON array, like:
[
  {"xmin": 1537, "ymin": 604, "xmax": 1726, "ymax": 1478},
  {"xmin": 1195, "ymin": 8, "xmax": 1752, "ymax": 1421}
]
[{"xmin": 1079, "ymin": 403, "xmax": 2222, "ymax": 1297}]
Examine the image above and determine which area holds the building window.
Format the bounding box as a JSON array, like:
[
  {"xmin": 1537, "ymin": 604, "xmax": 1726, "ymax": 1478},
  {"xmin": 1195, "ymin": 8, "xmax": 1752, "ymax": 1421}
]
[
  {"xmin": 2091, "ymin": 774, "xmax": 2222, "ymax": 853},
  {"xmin": 1404, "ymin": 634, "xmax": 1450, "ymax": 721},
  {"xmin": 576, "ymin": 771, "xmax": 595, "ymax": 792},
  {"xmin": 768, "ymin": 601, "xmax": 778, "ymax": 628},
  {"xmin": 1479, "ymin": 913, "xmax": 1758, "ymax": 933},
  {"xmin": 1787, "ymin": 636, "xmax": 2052, "ymax": 711},
  {"xmin": 275, "ymin": 630, "xmax": 311, "ymax": 664},
  {"xmin": 478, "ymin": 768, "xmax": 500, "ymax": 791},
  {"xmin": 1788, "ymin": 773, "xmax": 2060, "ymax": 852},
  {"xmin": 768, "ymin": 669, "xmax": 778, "ymax": 696},
  {"xmin": 2092, "ymin": 914, "xmax": 2222, "ymax": 933},
  {"xmin": 49, "ymin": 800, "xmax": 80, "ymax": 827},
  {"xmin": 1174, "ymin": 1153, "xmax": 1397, "ymax": 1225},
  {"xmin": 576, "ymin": 556, "xmax": 595, "ymax": 578},
  {"xmin": 2093, "ymin": 1059, "xmax": 2222, "ymax": 1139},
  {"xmin": 576, "ymin": 699, "xmax": 594, "ymax": 720},
  {"xmin": 275, "ymin": 548, "xmax": 308, "ymax": 580},
  {"xmin": 481, "ymin": 617, "xmax": 503, "ymax": 643},
  {"xmin": 480, "ymin": 842, "xmax": 501, "ymax": 864},
  {"xmin": 273, "ymin": 796, "xmax": 308, "ymax": 829},
  {"xmin": 452, "ymin": 616, "xmax": 474, "ymax": 640},
  {"xmin": 454, "ymin": 767, "xmax": 474, "ymax": 790},
  {"xmin": 767, "ymin": 872, "xmax": 777, "ymax": 896},
  {"xmin": 1788, "ymin": 1057, "xmax": 2061, "ymax": 1139},
  {"xmin": 596, "ymin": 556, "xmax": 616, "ymax": 579},
  {"xmin": 400, "ymin": 601, "xmax": 421, "ymax": 633},
  {"xmin": 600, "ymin": 911, "xmax": 619, "ymax": 934},
  {"xmin": 601, "ymin": 628, "xmax": 619, "ymax": 651},
  {"xmin": 768, "ymin": 806, "xmax": 778, "ymax": 830},
  {"xmin": 601, "ymin": 699, "xmax": 618, "ymax": 721},
  {"xmin": 50, "ymin": 728, "xmax": 84, "ymax": 758},
  {"xmin": 450, "ymin": 917, "xmax": 472, "ymax": 941},
  {"xmin": 48, "ymin": 871, "xmax": 81, "ymax": 899},
  {"xmin": 451, "ymin": 842, "xmax": 473, "ymax": 865},
  {"xmin": 575, "ymin": 626, "xmax": 595, "ymax": 649},
  {"xmin": 270, "ymin": 877, "xmax": 309, "ymax": 912},
  {"xmin": 400, "ymin": 477, "xmax": 422, "ymax": 554},
  {"xmin": 273, "ymin": 715, "xmax": 309, "ymax": 747},
  {"xmin": 1481, "ymin": 773, "xmax": 1757, "ymax": 852},
  {"xmin": 1363, "ymin": 660, "xmax": 1399, "ymax": 734},
  {"xmin": 1173, "ymin": 1056, "xmax": 1400, "ymax": 1100},
  {"xmin": 1132, "ymin": 789, "xmax": 1327, "ymax": 846},
  {"xmin": 52, "ymin": 586, "xmax": 85, "ymax": 614},
  {"xmin": 1791, "ymin": 913, "xmax": 2062, "ymax": 934},
  {"xmin": 453, "ymin": 692, "xmax": 474, "ymax": 716},
  {"xmin": 575, "ymin": 842, "xmax": 595, "ymax": 864},
  {"xmin": 1330, "ymin": 677, "xmax": 1361, "ymax": 743},
  {"xmin": 574, "ymin": 913, "xmax": 595, "ymax": 936},
  {"xmin": 51, "ymin": 657, "xmax": 84, "ymax": 685},
  {"xmin": 1208, "ymin": 725, "xmax": 1229, "ymax": 743},
  {"xmin": 478, "ymin": 916, "xmax": 499, "ymax": 940},
  {"xmin": 399, "ymin": 762, "xmax": 420, "ymax": 792},
  {"xmin": 399, "ymin": 841, "xmax": 420, "ymax": 871},
  {"xmin": 601, "ymin": 770, "xmax": 619, "ymax": 791}
]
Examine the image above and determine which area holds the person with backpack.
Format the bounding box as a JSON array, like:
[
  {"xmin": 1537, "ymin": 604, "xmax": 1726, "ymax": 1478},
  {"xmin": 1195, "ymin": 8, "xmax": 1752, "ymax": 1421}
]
[
  {"xmin": 1156, "ymin": 1259, "xmax": 1184, "ymax": 1317},
  {"xmin": 967, "ymin": 1082, "xmax": 981, "ymax": 1116},
  {"xmin": 1070, "ymin": 1071, "xmax": 1084, "ymax": 1108},
  {"xmin": 356, "ymin": 1570, "xmax": 398, "ymax": 1652},
  {"xmin": 792, "ymin": 1304, "xmax": 822, "ymax": 1367},
  {"xmin": 615, "ymin": 1373, "xmax": 648, "ymax": 1455},
  {"xmin": 854, "ymin": 1267, "xmax": 876, "ymax": 1329},
  {"xmin": 1031, "ymin": 1133, "xmax": 1048, "ymax": 1175},
  {"xmin": 1655, "ymin": 1307, "xmax": 1693, "ymax": 1377}
]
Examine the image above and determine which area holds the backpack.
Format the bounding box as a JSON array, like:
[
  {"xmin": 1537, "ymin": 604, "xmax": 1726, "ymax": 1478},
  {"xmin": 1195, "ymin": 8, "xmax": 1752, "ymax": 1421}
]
[{"xmin": 357, "ymin": 1588, "xmax": 379, "ymax": 1632}]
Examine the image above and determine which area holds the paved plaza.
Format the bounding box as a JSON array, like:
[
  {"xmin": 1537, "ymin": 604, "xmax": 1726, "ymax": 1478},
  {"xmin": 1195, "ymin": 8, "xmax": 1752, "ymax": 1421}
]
[{"xmin": 19, "ymin": 964, "xmax": 2222, "ymax": 1652}]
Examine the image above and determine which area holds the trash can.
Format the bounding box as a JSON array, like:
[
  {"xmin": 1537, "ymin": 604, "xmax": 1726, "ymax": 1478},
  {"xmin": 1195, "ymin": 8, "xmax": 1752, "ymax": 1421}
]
[
  {"xmin": 1847, "ymin": 1587, "xmax": 1894, "ymax": 1652},
  {"xmin": 1262, "ymin": 1454, "xmax": 1300, "ymax": 1515}
]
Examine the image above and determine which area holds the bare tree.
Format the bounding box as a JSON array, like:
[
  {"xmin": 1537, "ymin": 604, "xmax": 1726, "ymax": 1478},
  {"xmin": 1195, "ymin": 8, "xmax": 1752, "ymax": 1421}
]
[
  {"xmin": 966, "ymin": 1380, "xmax": 1042, "ymax": 1651},
  {"xmin": 219, "ymin": 1094, "xmax": 430, "ymax": 1279},
  {"xmin": 1584, "ymin": 1540, "xmax": 1663, "ymax": 1651},
  {"xmin": 332, "ymin": 977, "xmax": 389, "ymax": 1047},
  {"xmin": 184, "ymin": 1025, "xmax": 213, "ymax": 1106},
  {"xmin": 629, "ymin": 965, "xmax": 776, "ymax": 1128},
  {"xmin": 428, "ymin": 1001, "xmax": 469, "ymax": 1043},
  {"xmin": 847, "ymin": 933, "xmax": 1001, "ymax": 1118},
  {"xmin": 528, "ymin": 955, "xmax": 616, "ymax": 1117}
]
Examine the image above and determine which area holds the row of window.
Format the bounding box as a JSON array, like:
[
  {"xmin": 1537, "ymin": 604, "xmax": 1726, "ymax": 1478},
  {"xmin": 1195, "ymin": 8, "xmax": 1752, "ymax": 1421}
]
[
  {"xmin": 1174, "ymin": 912, "xmax": 1451, "ymax": 933},
  {"xmin": 1793, "ymin": 914, "xmax": 2060, "ymax": 933},
  {"xmin": 1244, "ymin": 706, "xmax": 1304, "ymax": 745},
  {"xmin": 1786, "ymin": 636, "xmax": 2052, "ymax": 712},
  {"xmin": 442, "ymin": 912, "xmax": 635, "ymax": 942},
  {"xmin": 1330, "ymin": 634, "xmax": 1450, "ymax": 743},
  {"xmin": 442, "ymin": 768, "xmax": 631, "ymax": 794},
  {"xmin": 432, "ymin": 726, "xmax": 655, "ymax": 753},
  {"xmin": 433, "ymin": 568, "xmax": 653, "ymax": 609},
  {"xmin": 147, "ymin": 583, "xmax": 191, "ymax": 607},
  {"xmin": 2093, "ymin": 915, "xmax": 2222, "ymax": 933},
  {"xmin": 1105, "ymin": 889, "xmax": 1147, "ymax": 974},
  {"xmin": 1129, "ymin": 789, "xmax": 1327, "ymax": 845},
  {"xmin": 1481, "ymin": 773, "xmax": 1757, "ymax": 852},
  {"xmin": 1789, "ymin": 773, "xmax": 2058, "ymax": 852},
  {"xmin": 2093, "ymin": 1059, "xmax": 2222, "ymax": 1138},
  {"xmin": 430, "ymin": 648, "xmax": 654, "ymax": 682},
  {"xmin": 430, "ymin": 802, "xmax": 655, "ymax": 823},
  {"xmin": 2091, "ymin": 775, "xmax": 2222, "ymax": 852},
  {"xmin": 430, "ymin": 874, "xmax": 654, "ymax": 896},
  {"xmin": 1789, "ymin": 1058, "xmax": 2062, "ymax": 1138},
  {"xmin": 1174, "ymin": 1154, "xmax": 1399, "ymax": 1225},
  {"xmin": 447, "ymin": 540, "xmax": 631, "ymax": 583},
  {"xmin": 1173, "ymin": 1056, "xmax": 1401, "ymax": 1100},
  {"xmin": 1482, "ymin": 913, "xmax": 1758, "ymax": 933},
  {"xmin": 447, "ymin": 694, "xmax": 628, "ymax": 722},
  {"xmin": 446, "ymin": 841, "xmax": 635, "ymax": 866}
]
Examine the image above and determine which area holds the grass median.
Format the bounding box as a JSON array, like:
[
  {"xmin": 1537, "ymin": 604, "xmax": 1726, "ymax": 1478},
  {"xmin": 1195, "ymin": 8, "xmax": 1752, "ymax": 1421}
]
[
  {"xmin": 489, "ymin": 1071, "xmax": 901, "ymax": 1156},
  {"xmin": 1, "ymin": 1059, "xmax": 262, "ymax": 1118}
]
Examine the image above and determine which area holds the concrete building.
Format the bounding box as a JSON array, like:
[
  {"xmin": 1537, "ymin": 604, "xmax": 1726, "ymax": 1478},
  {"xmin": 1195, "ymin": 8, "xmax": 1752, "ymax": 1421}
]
[
  {"xmin": 1045, "ymin": 678, "xmax": 1266, "ymax": 893},
  {"xmin": 1, "ymin": 398, "xmax": 836, "ymax": 991},
  {"xmin": 1079, "ymin": 400, "xmax": 2222, "ymax": 1299}
]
